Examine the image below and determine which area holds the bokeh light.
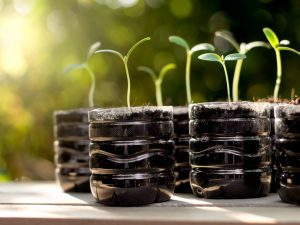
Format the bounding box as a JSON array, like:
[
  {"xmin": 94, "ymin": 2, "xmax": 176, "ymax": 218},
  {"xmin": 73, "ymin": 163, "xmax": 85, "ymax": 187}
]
[{"xmin": 0, "ymin": 0, "xmax": 299, "ymax": 180}]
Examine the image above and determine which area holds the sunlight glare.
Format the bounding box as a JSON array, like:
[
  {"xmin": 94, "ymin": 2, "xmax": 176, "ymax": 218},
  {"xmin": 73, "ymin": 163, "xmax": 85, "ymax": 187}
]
[
  {"xmin": 1, "ymin": 47, "xmax": 27, "ymax": 77},
  {"xmin": 13, "ymin": 0, "xmax": 36, "ymax": 15},
  {"xmin": 0, "ymin": 14, "xmax": 29, "ymax": 77},
  {"xmin": 118, "ymin": 0, "xmax": 138, "ymax": 8}
]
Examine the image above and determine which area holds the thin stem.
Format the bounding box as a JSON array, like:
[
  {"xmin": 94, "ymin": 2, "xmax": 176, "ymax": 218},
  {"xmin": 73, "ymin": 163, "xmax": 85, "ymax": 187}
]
[
  {"xmin": 126, "ymin": 37, "xmax": 150, "ymax": 60},
  {"xmin": 95, "ymin": 49, "xmax": 124, "ymax": 60},
  {"xmin": 85, "ymin": 66, "xmax": 95, "ymax": 108},
  {"xmin": 222, "ymin": 62, "xmax": 231, "ymax": 103},
  {"xmin": 277, "ymin": 46, "xmax": 300, "ymax": 56},
  {"xmin": 291, "ymin": 88, "xmax": 295, "ymax": 101},
  {"xmin": 186, "ymin": 51, "xmax": 192, "ymax": 104},
  {"xmin": 273, "ymin": 49, "xmax": 282, "ymax": 101},
  {"xmin": 155, "ymin": 80, "xmax": 163, "ymax": 106},
  {"xmin": 232, "ymin": 59, "xmax": 244, "ymax": 102},
  {"xmin": 215, "ymin": 31, "xmax": 240, "ymax": 52},
  {"xmin": 232, "ymin": 44, "xmax": 246, "ymax": 102},
  {"xmin": 124, "ymin": 58, "xmax": 131, "ymax": 109}
]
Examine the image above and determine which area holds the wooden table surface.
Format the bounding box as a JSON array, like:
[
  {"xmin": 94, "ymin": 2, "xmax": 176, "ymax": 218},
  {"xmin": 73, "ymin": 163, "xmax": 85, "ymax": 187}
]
[{"xmin": 0, "ymin": 182, "xmax": 299, "ymax": 225}]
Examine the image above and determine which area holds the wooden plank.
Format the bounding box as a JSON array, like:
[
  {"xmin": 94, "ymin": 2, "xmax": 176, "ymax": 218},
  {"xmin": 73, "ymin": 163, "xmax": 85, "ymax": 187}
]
[{"xmin": 0, "ymin": 182, "xmax": 299, "ymax": 225}]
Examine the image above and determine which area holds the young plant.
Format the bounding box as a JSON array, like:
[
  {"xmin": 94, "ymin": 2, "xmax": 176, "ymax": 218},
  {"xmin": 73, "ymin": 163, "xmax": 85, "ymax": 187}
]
[
  {"xmin": 137, "ymin": 63, "xmax": 176, "ymax": 106},
  {"xmin": 169, "ymin": 36, "xmax": 215, "ymax": 104},
  {"xmin": 95, "ymin": 37, "xmax": 151, "ymax": 108},
  {"xmin": 263, "ymin": 27, "xmax": 300, "ymax": 101},
  {"xmin": 62, "ymin": 42, "xmax": 101, "ymax": 108},
  {"xmin": 215, "ymin": 30, "xmax": 270, "ymax": 102},
  {"xmin": 198, "ymin": 53, "xmax": 246, "ymax": 103},
  {"xmin": 291, "ymin": 88, "xmax": 296, "ymax": 102}
]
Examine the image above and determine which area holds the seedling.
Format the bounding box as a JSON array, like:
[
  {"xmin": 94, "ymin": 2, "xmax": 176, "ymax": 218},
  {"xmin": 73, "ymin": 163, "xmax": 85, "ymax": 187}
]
[
  {"xmin": 169, "ymin": 36, "xmax": 215, "ymax": 104},
  {"xmin": 198, "ymin": 53, "xmax": 246, "ymax": 103},
  {"xmin": 137, "ymin": 63, "xmax": 176, "ymax": 106},
  {"xmin": 215, "ymin": 30, "xmax": 270, "ymax": 102},
  {"xmin": 263, "ymin": 27, "xmax": 300, "ymax": 101},
  {"xmin": 62, "ymin": 42, "xmax": 101, "ymax": 108},
  {"xmin": 291, "ymin": 88, "xmax": 296, "ymax": 102},
  {"xmin": 95, "ymin": 37, "xmax": 151, "ymax": 108}
]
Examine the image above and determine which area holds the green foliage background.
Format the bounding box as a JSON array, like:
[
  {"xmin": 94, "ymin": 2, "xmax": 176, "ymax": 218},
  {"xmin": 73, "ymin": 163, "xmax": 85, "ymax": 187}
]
[{"xmin": 0, "ymin": 0, "xmax": 300, "ymax": 180}]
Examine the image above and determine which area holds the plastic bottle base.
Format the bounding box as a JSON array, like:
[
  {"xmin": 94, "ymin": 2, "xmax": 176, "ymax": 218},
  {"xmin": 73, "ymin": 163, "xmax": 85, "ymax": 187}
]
[
  {"xmin": 56, "ymin": 174, "xmax": 90, "ymax": 192},
  {"xmin": 91, "ymin": 184, "xmax": 173, "ymax": 206},
  {"xmin": 278, "ymin": 185, "xmax": 300, "ymax": 204},
  {"xmin": 90, "ymin": 173, "xmax": 175, "ymax": 206},
  {"xmin": 190, "ymin": 171, "xmax": 270, "ymax": 199}
]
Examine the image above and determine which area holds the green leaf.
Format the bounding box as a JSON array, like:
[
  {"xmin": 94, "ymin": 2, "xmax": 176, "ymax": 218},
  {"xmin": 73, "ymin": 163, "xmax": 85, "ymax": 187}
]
[
  {"xmin": 277, "ymin": 46, "xmax": 300, "ymax": 56},
  {"xmin": 137, "ymin": 66, "xmax": 157, "ymax": 83},
  {"xmin": 169, "ymin": 35, "xmax": 190, "ymax": 50},
  {"xmin": 126, "ymin": 37, "xmax": 151, "ymax": 61},
  {"xmin": 190, "ymin": 43, "xmax": 215, "ymax": 54},
  {"xmin": 224, "ymin": 53, "xmax": 246, "ymax": 61},
  {"xmin": 215, "ymin": 30, "xmax": 240, "ymax": 51},
  {"xmin": 159, "ymin": 63, "xmax": 176, "ymax": 81},
  {"xmin": 263, "ymin": 27, "xmax": 279, "ymax": 49},
  {"xmin": 245, "ymin": 41, "xmax": 270, "ymax": 52},
  {"xmin": 198, "ymin": 53, "xmax": 222, "ymax": 63},
  {"xmin": 86, "ymin": 42, "xmax": 101, "ymax": 61},
  {"xmin": 95, "ymin": 49, "xmax": 124, "ymax": 61},
  {"xmin": 62, "ymin": 63, "xmax": 86, "ymax": 75}
]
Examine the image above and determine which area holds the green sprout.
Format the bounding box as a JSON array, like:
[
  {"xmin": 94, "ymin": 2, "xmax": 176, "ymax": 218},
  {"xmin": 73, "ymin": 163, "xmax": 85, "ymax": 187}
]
[
  {"xmin": 291, "ymin": 88, "xmax": 296, "ymax": 102},
  {"xmin": 198, "ymin": 53, "xmax": 246, "ymax": 103},
  {"xmin": 263, "ymin": 27, "xmax": 300, "ymax": 101},
  {"xmin": 95, "ymin": 37, "xmax": 151, "ymax": 108},
  {"xmin": 62, "ymin": 42, "xmax": 101, "ymax": 108},
  {"xmin": 137, "ymin": 63, "xmax": 176, "ymax": 106},
  {"xmin": 215, "ymin": 30, "xmax": 270, "ymax": 102},
  {"xmin": 169, "ymin": 36, "xmax": 215, "ymax": 104}
]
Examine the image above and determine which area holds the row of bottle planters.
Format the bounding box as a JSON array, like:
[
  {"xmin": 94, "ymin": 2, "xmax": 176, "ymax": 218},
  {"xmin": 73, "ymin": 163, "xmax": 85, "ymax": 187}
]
[{"xmin": 54, "ymin": 102, "xmax": 300, "ymax": 206}]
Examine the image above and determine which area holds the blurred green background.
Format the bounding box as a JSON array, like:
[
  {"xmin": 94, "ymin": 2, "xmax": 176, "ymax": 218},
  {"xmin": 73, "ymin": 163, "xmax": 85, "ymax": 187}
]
[{"xmin": 0, "ymin": 0, "xmax": 300, "ymax": 180}]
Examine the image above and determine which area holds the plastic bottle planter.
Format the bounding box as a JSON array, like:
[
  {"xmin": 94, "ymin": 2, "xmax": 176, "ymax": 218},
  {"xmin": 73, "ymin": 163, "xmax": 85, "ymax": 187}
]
[
  {"xmin": 54, "ymin": 109, "xmax": 90, "ymax": 192},
  {"xmin": 269, "ymin": 103, "xmax": 278, "ymax": 193},
  {"xmin": 89, "ymin": 106, "xmax": 175, "ymax": 206},
  {"xmin": 274, "ymin": 104, "xmax": 300, "ymax": 204},
  {"xmin": 173, "ymin": 106, "xmax": 191, "ymax": 192},
  {"xmin": 189, "ymin": 102, "xmax": 271, "ymax": 198}
]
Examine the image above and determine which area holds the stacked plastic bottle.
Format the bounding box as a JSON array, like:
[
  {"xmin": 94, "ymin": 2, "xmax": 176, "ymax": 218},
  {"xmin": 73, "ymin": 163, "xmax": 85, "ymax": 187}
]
[
  {"xmin": 88, "ymin": 106, "xmax": 176, "ymax": 205},
  {"xmin": 173, "ymin": 106, "xmax": 191, "ymax": 192},
  {"xmin": 54, "ymin": 109, "xmax": 90, "ymax": 192},
  {"xmin": 269, "ymin": 103, "xmax": 277, "ymax": 193},
  {"xmin": 274, "ymin": 104, "xmax": 300, "ymax": 204},
  {"xmin": 189, "ymin": 102, "xmax": 271, "ymax": 198}
]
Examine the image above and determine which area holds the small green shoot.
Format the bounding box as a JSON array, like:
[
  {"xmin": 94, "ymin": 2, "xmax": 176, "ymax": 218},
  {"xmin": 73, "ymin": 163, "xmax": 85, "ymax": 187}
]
[
  {"xmin": 215, "ymin": 30, "xmax": 270, "ymax": 102},
  {"xmin": 198, "ymin": 53, "xmax": 246, "ymax": 103},
  {"xmin": 62, "ymin": 42, "xmax": 101, "ymax": 108},
  {"xmin": 95, "ymin": 37, "xmax": 151, "ymax": 108},
  {"xmin": 137, "ymin": 63, "xmax": 176, "ymax": 106},
  {"xmin": 291, "ymin": 88, "xmax": 296, "ymax": 102},
  {"xmin": 169, "ymin": 36, "xmax": 215, "ymax": 104},
  {"xmin": 263, "ymin": 27, "xmax": 300, "ymax": 101}
]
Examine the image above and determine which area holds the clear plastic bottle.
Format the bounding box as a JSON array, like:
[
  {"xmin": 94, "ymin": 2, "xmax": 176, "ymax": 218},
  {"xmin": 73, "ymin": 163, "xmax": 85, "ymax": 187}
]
[
  {"xmin": 274, "ymin": 104, "xmax": 300, "ymax": 204},
  {"xmin": 189, "ymin": 102, "xmax": 271, "ymax": 198},
  {"xmin": 54, "ymin": 109, "xmax": 90, "ymax": 192},
  {"xmin": 89, "ymin": 106, "xmax": 175, "ymax": 205},
  {"xmin": 173, "ymin": 106, "xmax": 191, "ymax": 192}
]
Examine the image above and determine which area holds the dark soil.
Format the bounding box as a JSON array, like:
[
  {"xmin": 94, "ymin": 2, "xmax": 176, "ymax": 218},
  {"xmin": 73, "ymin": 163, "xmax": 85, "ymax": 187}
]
[
  {"xmin": 89, "ymin": 120, "xmax": 173, "ymax": 141},
  {"xmin": 54, "ymin": 109, "xmax": 90, "ymax": 192},
  {"xmin": 173, "ymin": 106, "xmax": 191, "ymax": 193},
  {"xmin": 89, "ymin": 106, "xmax": 173, "ymax": 122},
  {"xmin": 89, "ymin": 106, "xmax": 175, "ymax": 205},
  {"xmin": 274, "ymin": 104, "xmax": 300, "ymax": 204},
  {"xmin": 189, "ymin": 102, "xmax": 271, "ymax": 199},
  {"xmin": 90, "ymin": 172, "xmax": 175, "ymax": 206}
]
